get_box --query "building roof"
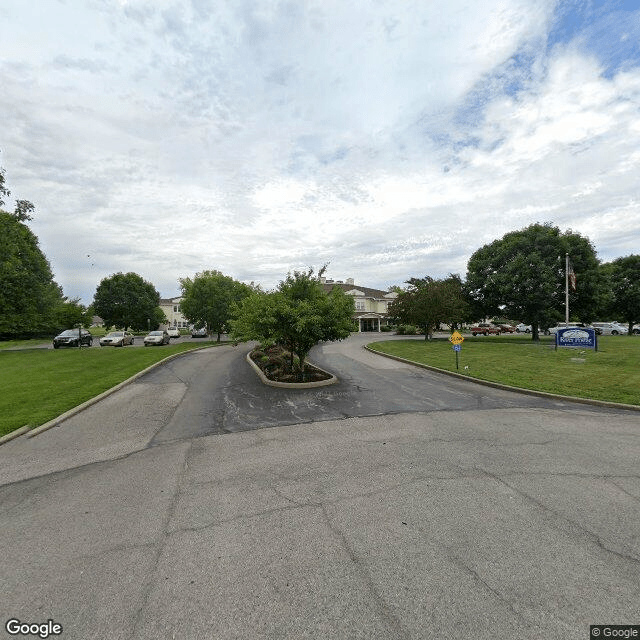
[321,282,393,298]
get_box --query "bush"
[396,324,419,335]
[380,325,393,332]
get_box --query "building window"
[355,301,365,310]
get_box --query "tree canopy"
[466,223,601,340]
[0,210,63,337]
[179,270,253,341]
[601,255,640,334]
[389,275,469,339]
[230,267,354,375]
[93,272,163,331]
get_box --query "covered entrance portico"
[356,313,384,332]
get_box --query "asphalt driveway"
[1,335,638,639]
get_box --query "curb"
[9,345,222,442]
[0,425,31,445]
[364,345,640,413]
[245,353,338,388]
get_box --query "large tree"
[93,272,163,331]
[179,270,253,341]
[601,255,640,334]
[466,223,601,340]
[389,275,470,339]
[230,267,354,376]
[0,167,63,337]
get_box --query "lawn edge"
[16,345,222,442]
[364,344,640,412]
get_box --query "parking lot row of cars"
[514,321,635,335]
[52,327,211,348]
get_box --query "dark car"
[497,324,517,333]
[53,329,93,348]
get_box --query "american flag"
[568,259,576,290]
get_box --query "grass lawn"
[368,335,640,406]
[0,341,222,437]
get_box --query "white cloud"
[1,0,639,302]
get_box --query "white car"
[590,322,628,335]
[515,323,532,333]
[166,327,181,339]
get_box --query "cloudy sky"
[1,0,639,303]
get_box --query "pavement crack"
[320,503,409,640]
[127,440,194,640]
[476,466,640,567]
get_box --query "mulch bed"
[250,344,332,383]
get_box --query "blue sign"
[453,344,462,352]
[556,327,597,349]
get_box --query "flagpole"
[565,253,569,324]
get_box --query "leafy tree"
[53,297,93,331]
[93,272,161,331]
[0,210,63,338]
[466,223,601,340]
[601,255,640,334]
[388,274,469,339]
[231,267,354,378]
[179,270,253,341]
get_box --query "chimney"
[346,277,354,285]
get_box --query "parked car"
[497,324,516,333]
[191,327,208,338]
[544,323,601,336]
[590,322,628,336]
[633,326,640,335]
[53,328,93,348]
[515,323,532,333]
[143,330,170,346]
[100,331,135,347]
[166,327,181,339]
[470,323,501,336]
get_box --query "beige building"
[160,297,189,328]
[320,277,397,332]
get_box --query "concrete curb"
[364,345,640,413]
[20,345,221,441]
[245,352,338,388]
[0,425,32,445]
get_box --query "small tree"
[389,275,469,339]
[179,270,253,341]
[93,272,161,331]
[231,267,354,379]
[53,297,93,331]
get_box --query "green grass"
[368,335,640,406]
[0,341,221,437]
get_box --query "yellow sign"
[449,331,464,345]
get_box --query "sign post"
[449,331,465,370]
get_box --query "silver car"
[100,331,135,347]
[143,330,170,346]
[590,322,628,336]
